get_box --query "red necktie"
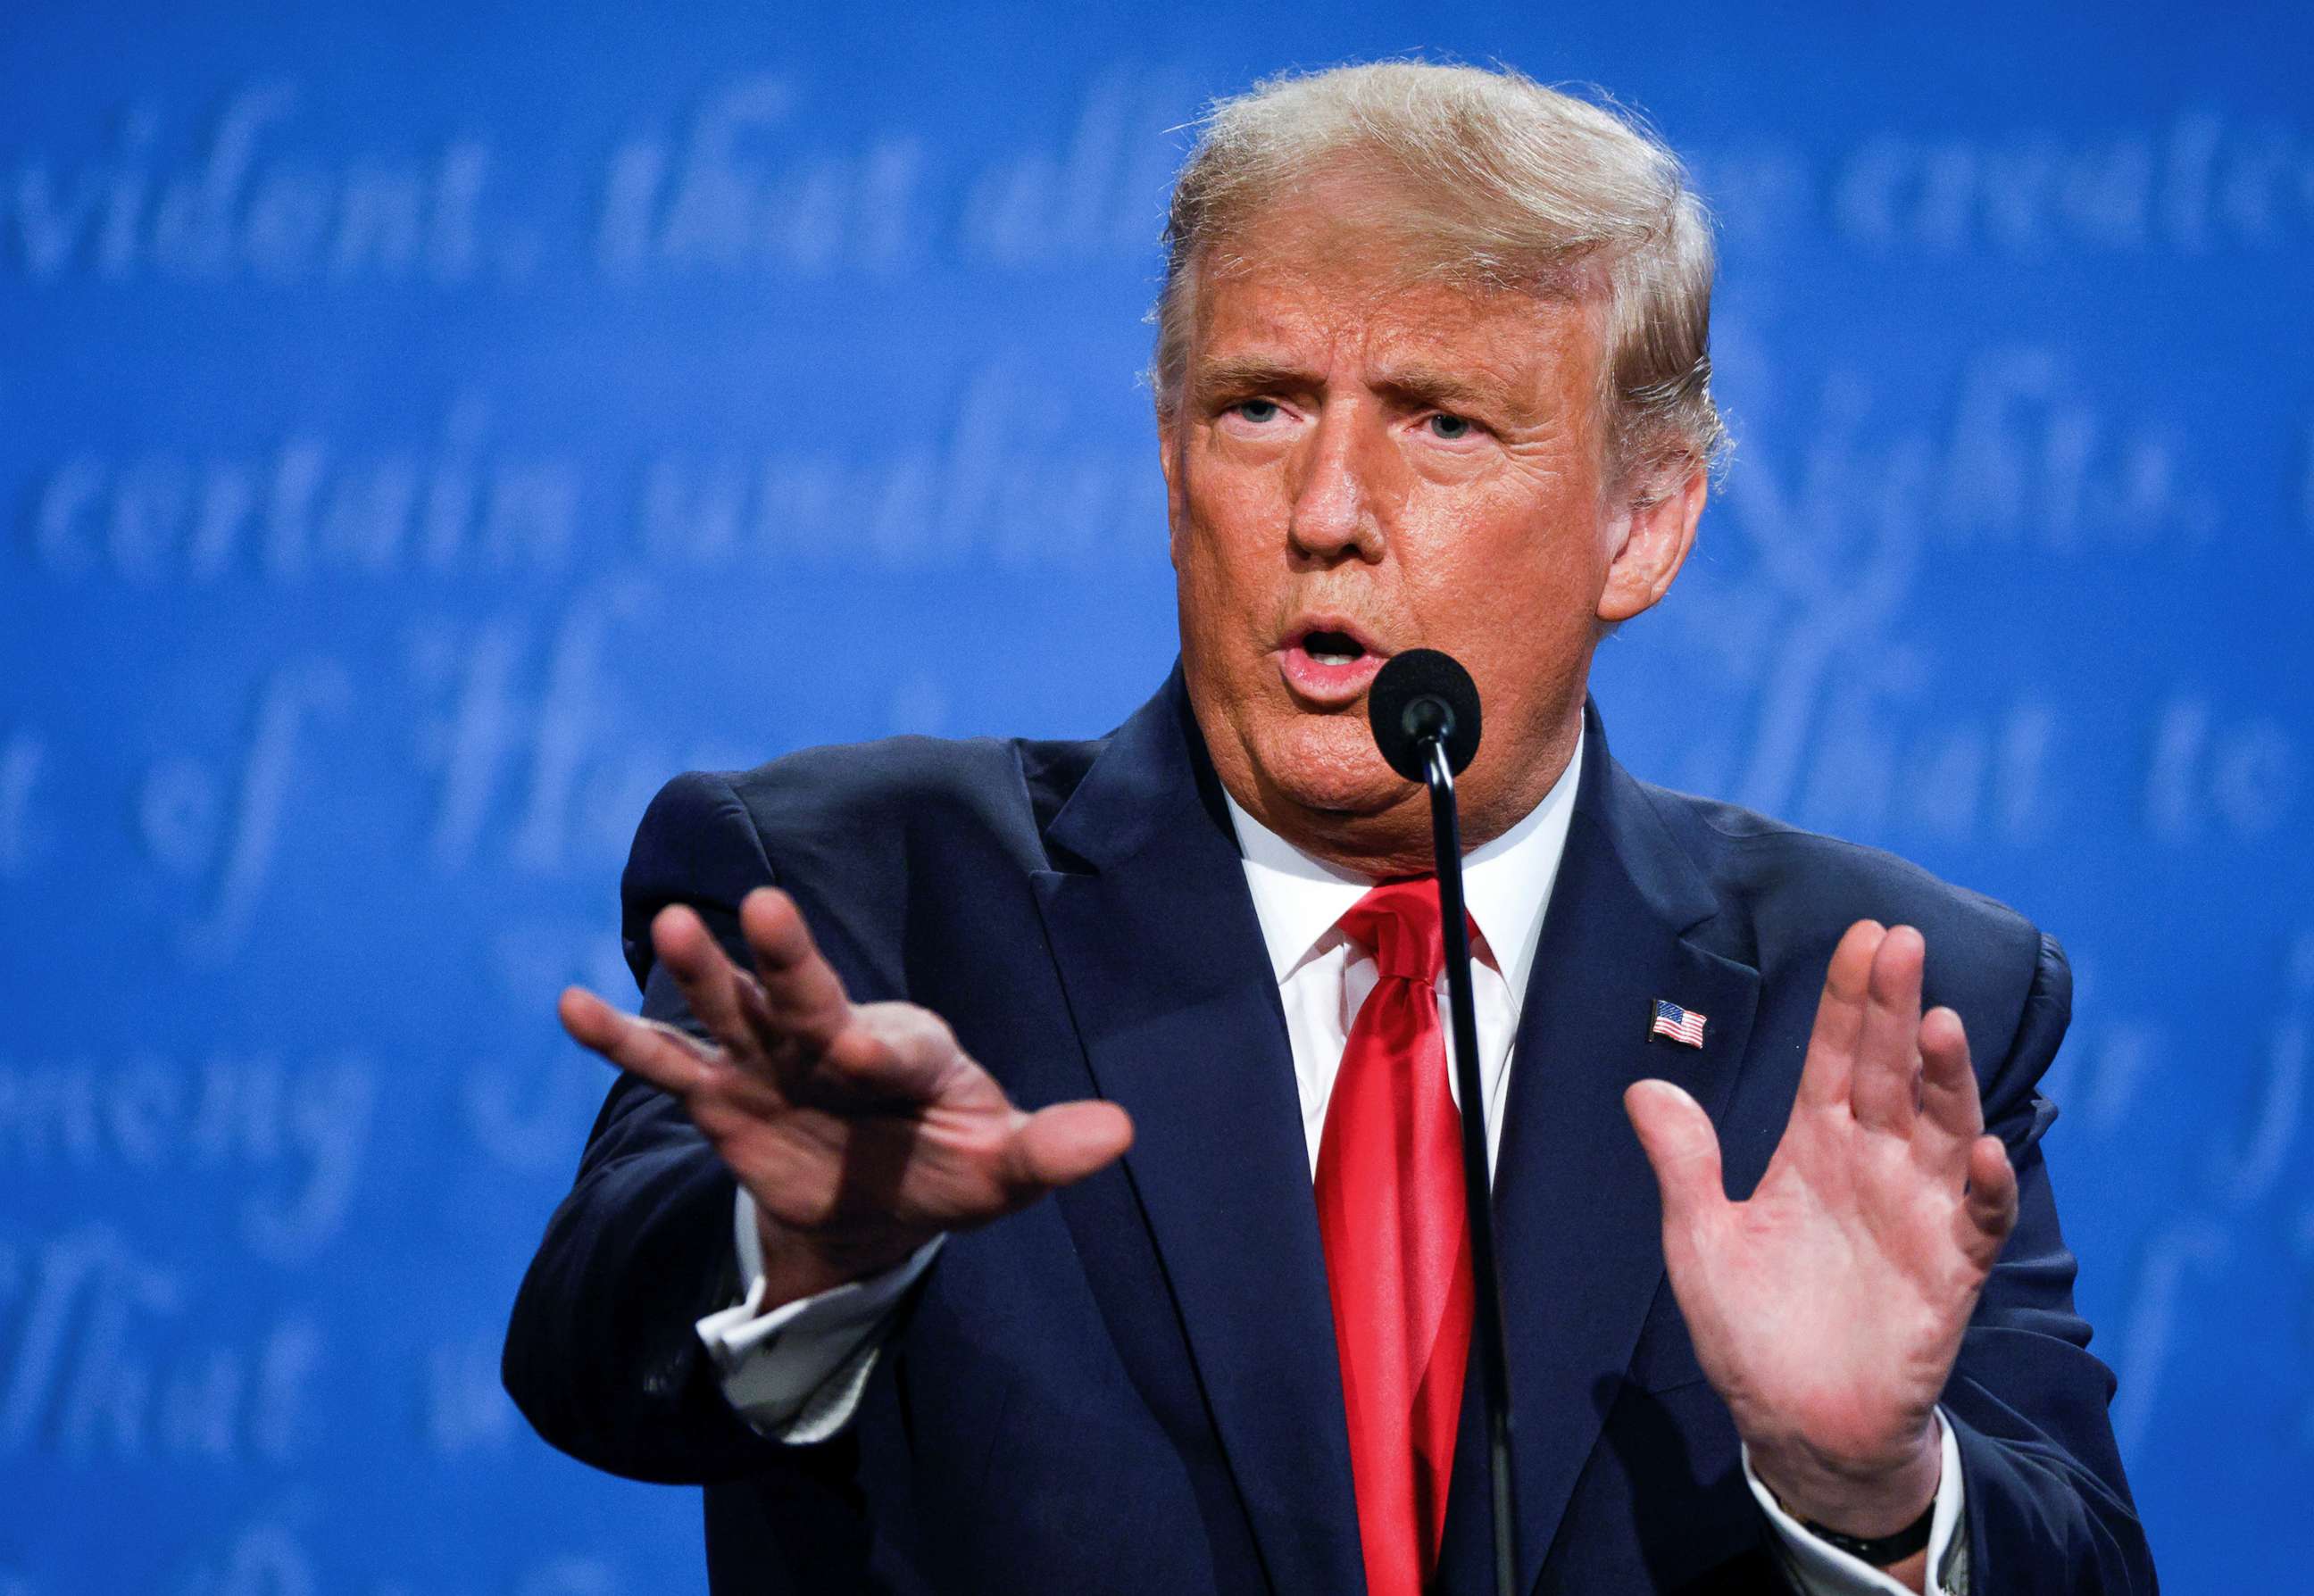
[1315,877,1476,1596]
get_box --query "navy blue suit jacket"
[504,669,2154,1593]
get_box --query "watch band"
[1800,1498,1936,1567]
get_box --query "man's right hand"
[558,886,1136,1309]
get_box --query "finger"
[1624,1079,1727,1241]
[1911,1005,1981,1175]
[1794,920,1885,1110]
[1849,924,1926,1135]
[1000,1101,1136,1198]
[1955,1135,2019,1268]
[739,888,854,1057]
[559,985,716,1097]
[651,903,757,1052]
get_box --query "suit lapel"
[1437,705,1762,1595]
[1031,671,1366,1596]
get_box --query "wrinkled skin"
[1161,192,1701,875]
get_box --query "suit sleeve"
[501,769,850,1485]
[1943,932,2158,1592]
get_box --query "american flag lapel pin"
[1649,998,1707,1048]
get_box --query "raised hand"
[558,886,1135,1308]
[1623,921,2019,1562]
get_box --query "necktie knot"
[1337,877,1469,985]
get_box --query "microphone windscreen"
[1368,649,1482,781]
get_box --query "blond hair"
[1152,62,1726,497]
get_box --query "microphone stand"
[1422,736,1518,1596]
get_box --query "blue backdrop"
[4,3,2310,1590]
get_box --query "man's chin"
[1251,724,1411,820]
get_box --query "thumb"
[1003,1100,1136,1198]
[1624,1078,1726,1233]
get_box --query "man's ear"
[1158,417,1185,570]
[1597,462,1706,624]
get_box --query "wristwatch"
[1802,1499,1936,1567]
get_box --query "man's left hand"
[1624,920,2019,1576]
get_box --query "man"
[504,62,2154,1594]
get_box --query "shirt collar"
[1221,724,1584,1012]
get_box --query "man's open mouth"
[1300,628,1369,666]
[1278,622,1388,703]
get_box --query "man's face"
[1160,193,1699,873]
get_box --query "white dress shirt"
[694,727,1968,1593]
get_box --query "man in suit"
[504,62,2154,1593]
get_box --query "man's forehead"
[1186,257,1600,414]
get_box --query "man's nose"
[1287,406,1387,563]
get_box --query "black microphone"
[1368,647,1482,781]
[1367,648,1516,1596]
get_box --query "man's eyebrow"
[1187,353,1321,396]
[1186,353,1548,425]
[1369,362,1538,423]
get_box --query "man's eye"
[1232,399,1283,424]
[1425,412,1477,441]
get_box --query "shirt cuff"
[1744,1409,1969,1595]
[694,1186,944,1444]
